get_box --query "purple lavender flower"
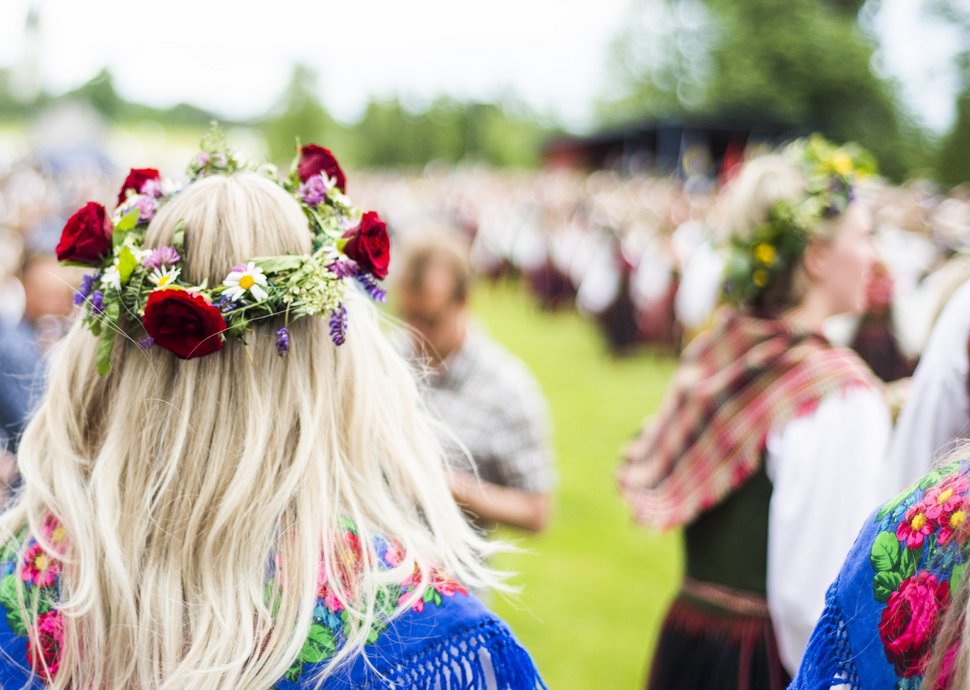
[90,290,104,314]
[142,246,181,270]
[329,307,348,346]
[356,274,386,303]
[299,175,329,207]
[138,336,155,350]
[275,327,290,356]
[74,273,96,306]
[140,178,164,198]
[328,259,358,279]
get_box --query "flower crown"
[722,134,877,305]
[57,126,390,374]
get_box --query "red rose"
[56,202,113,265]
[344,211,390,280]
[143,290,227,360]
[878,572,950,677]
[116,168,160,206]
[297,145,346,191]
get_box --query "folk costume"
[617,136,894,689]
[792,458,970,690]
[0,522,546,690]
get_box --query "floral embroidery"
[871,462,970,687]
[275,522,468,688]
[0,519,67,683]
[0,519,467,689]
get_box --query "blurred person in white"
[889,271,970,486]
[396,230,554,537]
[618,136,897,688]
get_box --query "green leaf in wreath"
[899,544,922,579]
[117,246,138,286]
[251,255,304,274]
[298,624,336,664]
[870,531,901,574]
[96,324,116,376]
[114,207,142,234]
[283,659,303,683]
[873,570,903,602]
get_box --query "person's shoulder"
[284,558,544,690]
[466,330,542,398]
[822,458,970,684]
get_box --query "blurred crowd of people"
[355,164,970,383]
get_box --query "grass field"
[467,279,681,690]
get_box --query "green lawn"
[469,280,681,690]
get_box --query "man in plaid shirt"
[397,231,554,534]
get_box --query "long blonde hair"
[2,173,502,689]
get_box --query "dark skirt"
[646,589,790,690]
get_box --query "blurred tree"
[261,65,340,164]
[930,0,970,187]
[66,69,124,120]
[602,0,927,179]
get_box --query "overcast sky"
[0,0,963,133]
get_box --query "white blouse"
[764,386,893,673]
[889,278,970,486]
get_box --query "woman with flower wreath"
[792,445,970,689]
[0,130,545,689]
[617,136,899,689]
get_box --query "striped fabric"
[617,307,879,531]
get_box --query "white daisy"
[100,262,121,291]
[149,266,181,289]
[222,262,269,302]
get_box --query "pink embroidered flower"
[897,504,935,549]
[21,543,60,588]
[383,540,404,568]
[878,572,950,678]
[40,516,67,554]
[938,507,967,546]
[27,610,64,682]
[923,478,969,522]
[432,574,468,597]
[937,642,959,690]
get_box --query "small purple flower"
[231,263,246,273]
[217,294,236,313]
[136,195,158,222]
[356,274,386,303]
[90,290,104,314]
[329,307,348,346]
[197,152,211,166]
[138,336,155,350]
[142,246,181,270]
[275,327,289,356]
[74,273,96,306]
[299,175,329,207]
[328,259,358,279]
[215,153,227,167]
[140,178,164,198]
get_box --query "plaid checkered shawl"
[617,308,878,531]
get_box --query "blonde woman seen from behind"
[0,143,545,690]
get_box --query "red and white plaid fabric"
[617,308,879,531]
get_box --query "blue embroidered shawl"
[0,525,545,690]
[792,460,970,690]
